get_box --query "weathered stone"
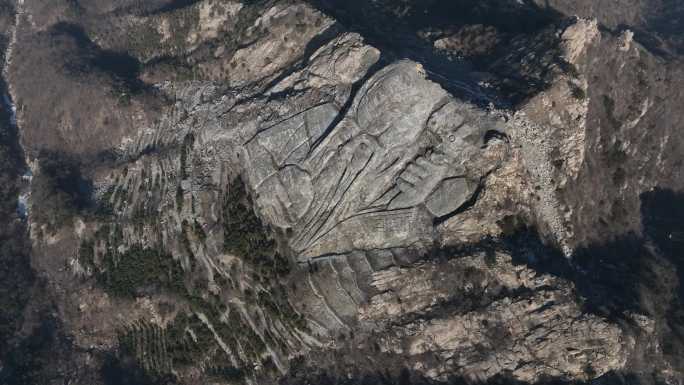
[243,60,506,261]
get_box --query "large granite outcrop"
[243,59,507,261]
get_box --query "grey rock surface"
[243,59,506,261]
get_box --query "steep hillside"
[1,1,683,384]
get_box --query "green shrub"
[78,240,95,271]
[222,177,292,281]
[98,245,185,298]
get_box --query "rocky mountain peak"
[0,1,683,384]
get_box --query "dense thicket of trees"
[98,245,185,298]
[222,177,290,280]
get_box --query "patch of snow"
[17,193,28,218]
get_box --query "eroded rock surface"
[287,245,627,383]
[243,59,507,261]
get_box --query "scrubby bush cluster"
[97,245,185,298]
[222,177,290,280]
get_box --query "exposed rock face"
[225,3,336,88]
[4,0,684,384]
[243,59,506,261]
[297,250,627,382]
[433,25,500,58]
